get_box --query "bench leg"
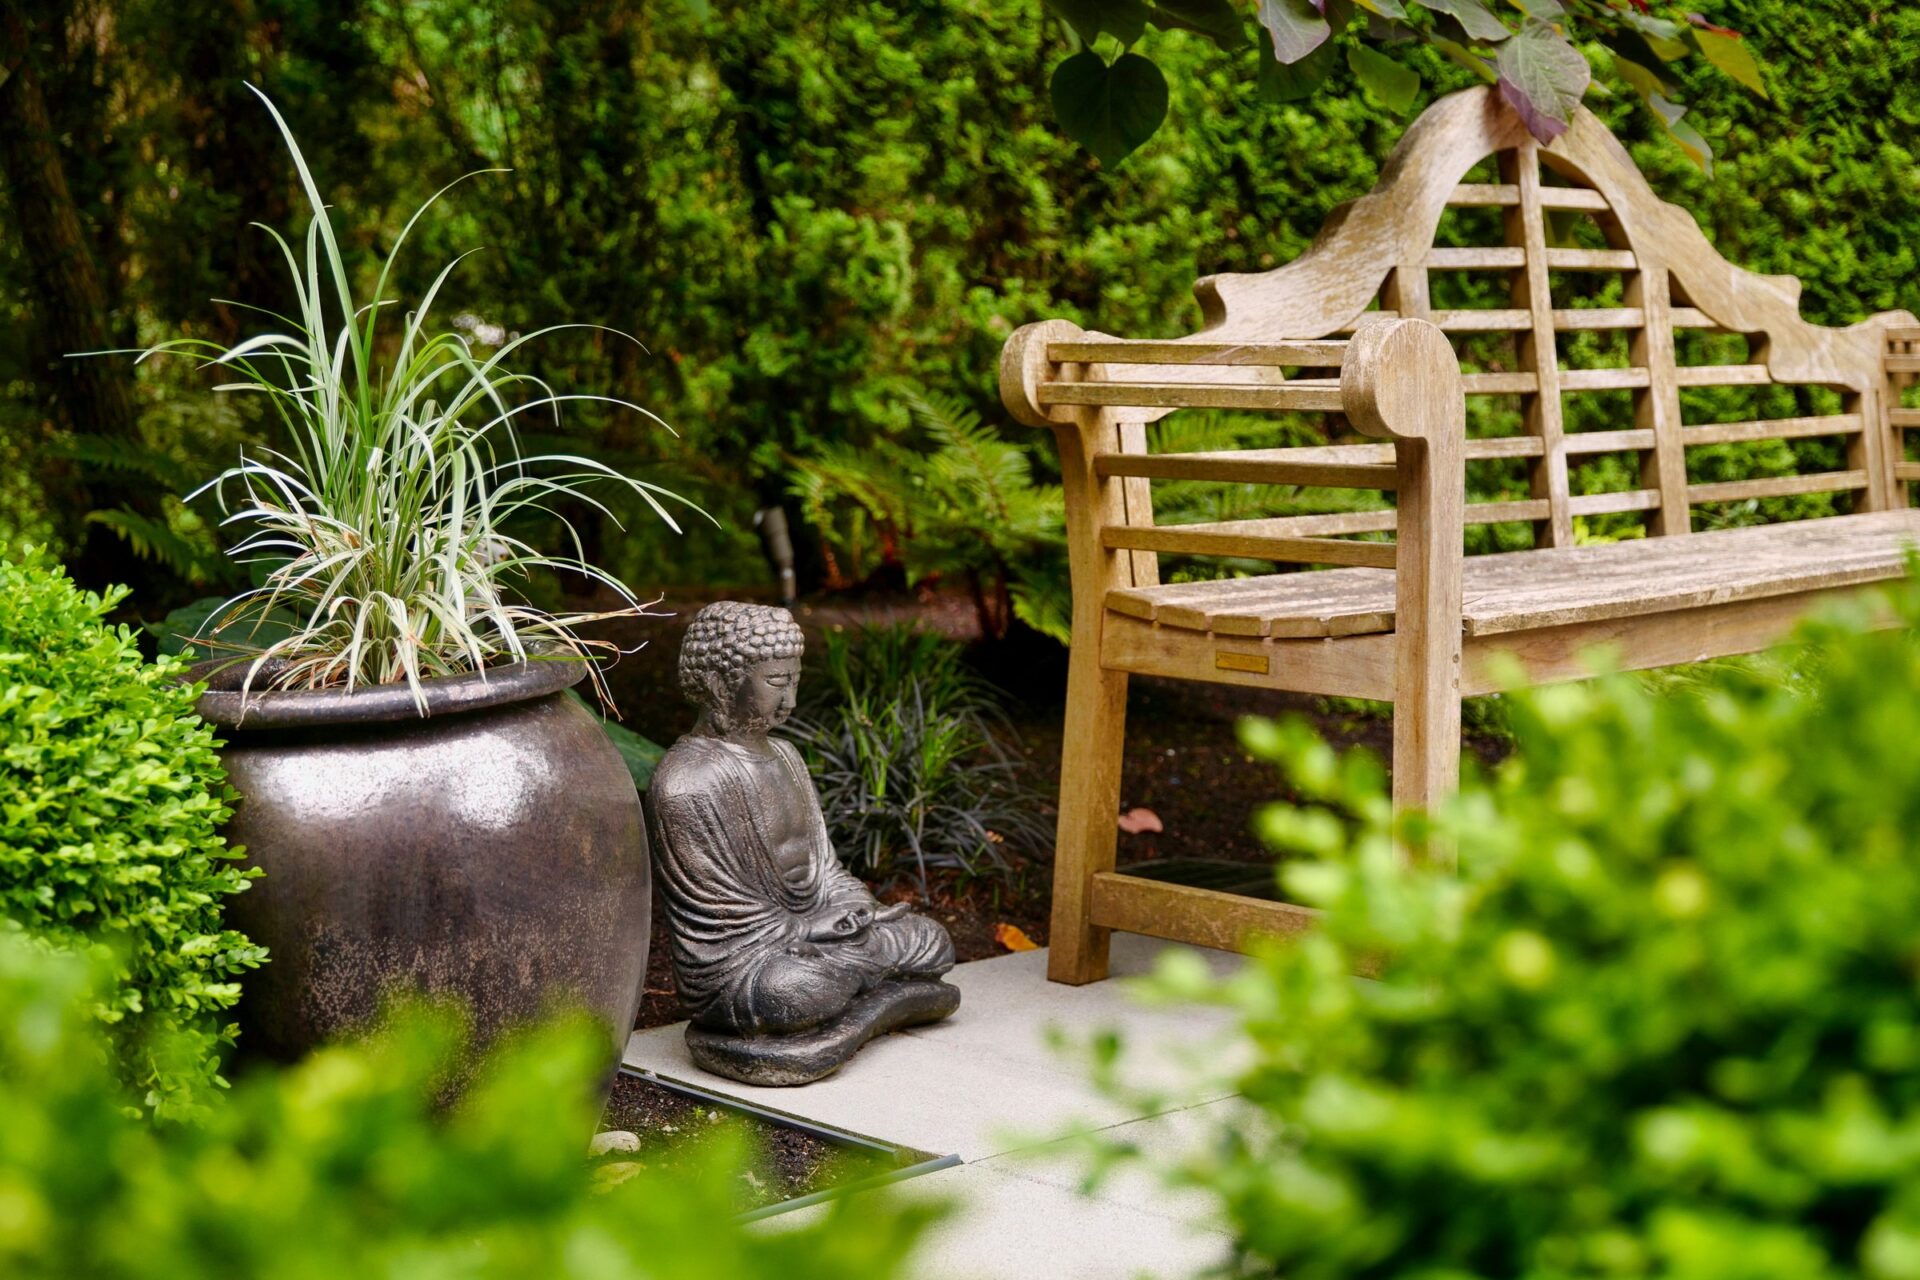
[1391,686,1462,859]
[1047,657,1128,985]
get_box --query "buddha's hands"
[805,904,874,942]
[803,899,909,943]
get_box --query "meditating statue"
[645,602,960,1085]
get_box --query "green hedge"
[12,1,1913,591]
[0,553,262,1119]
[1132,576,1920,1276]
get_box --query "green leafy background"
[1,0,1914,603]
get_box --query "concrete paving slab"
[985,1094,1258,1227]
[769,1157,1236,1280]
[634,936,1253,1277]
[622,934,1246,1160]
[627,1015,1137,1159]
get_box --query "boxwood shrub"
[1139,579,1920,1278]
[0,553,262,1119]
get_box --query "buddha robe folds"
[645,734,955,1036]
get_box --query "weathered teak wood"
[1106,510,1920,640]
[1342,320,1465,834]
[1001,85,1920,981]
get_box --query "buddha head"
[679,601,806,736]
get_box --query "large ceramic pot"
[193,658,649,1066]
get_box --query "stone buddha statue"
[645,602,959,1085]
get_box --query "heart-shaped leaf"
[1051,50,1170,168]
[1624,10,1688,58]
[1258,33,1340,100]
[1257,0,1331,64]
[1045,0,1154,46]
[1496,17,1590,142]
[1691,26,1767,98]
[1646,92,1712,173]
[1610,50,1674,99]
[1431,36,1499,82]
[1348,42,1421,114]
[1508,0,1566,19]
[1421,0,1509,42]
[1146,0,1248,47]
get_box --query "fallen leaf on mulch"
[995,923,1040,952]
[1118,807,1163,834]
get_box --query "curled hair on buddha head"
[678,601,805,713]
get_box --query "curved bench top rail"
[1190,86,1914,394]
[1016,86,1918,560]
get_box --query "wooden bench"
[1000,86,1920,986]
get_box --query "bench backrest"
[1110,87,1918,556]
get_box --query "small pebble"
[593,1161,644,1189]
[589,1130,641,1157]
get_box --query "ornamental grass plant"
[116,86,696,710]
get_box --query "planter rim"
[190,655,586,730]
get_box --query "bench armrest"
[1345,319,1466,831]
[1001,318,1092,431]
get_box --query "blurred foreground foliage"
[0,935,940,1279]
[1133,572,1920,1277]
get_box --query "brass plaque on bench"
[1215,650,1270,675]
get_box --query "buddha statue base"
[684,977,961,1087]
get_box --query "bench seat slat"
[1104,510,1920,640]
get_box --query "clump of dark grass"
[786,625,1049,888]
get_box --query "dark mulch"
[587,584,1506,1033]
[595,1072,910,1210]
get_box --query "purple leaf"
[1495,18,1590,142]
[1258,0,1331,64]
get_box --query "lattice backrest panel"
[1177,86,1915,548]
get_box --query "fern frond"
[50,435,199,492]
[85,510,220,583]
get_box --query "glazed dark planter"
[193,658,649,1068]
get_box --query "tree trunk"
[0,17,158,594]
